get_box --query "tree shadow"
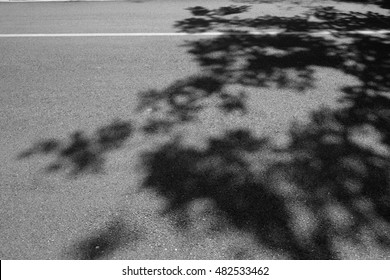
[140,115,390,258]
[285,108,390,243]
[140,130,338,259]
[18,119,133,176]
[17,3,390,259]
[234,0,390,9]
[334,0,390,9]
[185,34,339,88]
[63,218,143,260]
[139,5,389,133]
[175,5,390,33]
[137,4,390,258]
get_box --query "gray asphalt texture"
[1,0,389,259]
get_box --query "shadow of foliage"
[141,121,390,258]
[18,2,390,259]
[141,130,337,259]
[286,108,390,233]
[64,218,142,260]
[18,120,133,175]
[185,34,339,88]
[234,0,390,10]
[137,4,390,258]
[137,75,225,132]
[139,5,389,133]
[175,5,390,33]
[335,0,390,9]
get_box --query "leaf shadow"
[18,119,133,176]
[63,218,144,260]
[136,3,390,259]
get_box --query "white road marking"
[0,30,390,38]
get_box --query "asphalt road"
[2,0,386,34]
[0,0,284,260]
[0,1,183,34]
[0,0,293,34]
[1,0,389,260]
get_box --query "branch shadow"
[137,4,390,258]
[140,116,390,258]
[234,0,390,10]
[333,0,390,9]
[140,130,333,259]
[18,119,133,176]
[175,5,390,33]
[16,3,390,259]
[63,218,143,260]
[137,5,390,131]
[286,108,390,241]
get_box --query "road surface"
[1,0,389,259]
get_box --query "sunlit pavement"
[0,0,389,259]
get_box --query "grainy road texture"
[1,0,389,259]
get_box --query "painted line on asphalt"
[0,30,390,38]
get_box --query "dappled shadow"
[334,0,390,9]
[18,119,133,176]
[176,4,390,90]
[185,34,339,88]
[340,35,390,91]
[141,118,390,258]
[17,2,390,259]
[63,218,143,260]
[136,4,390,258]
[141,130,335,259]
[176,5,390,33]
[139,6,389,133]
[285,109,390,240]
[234,0,390,9]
